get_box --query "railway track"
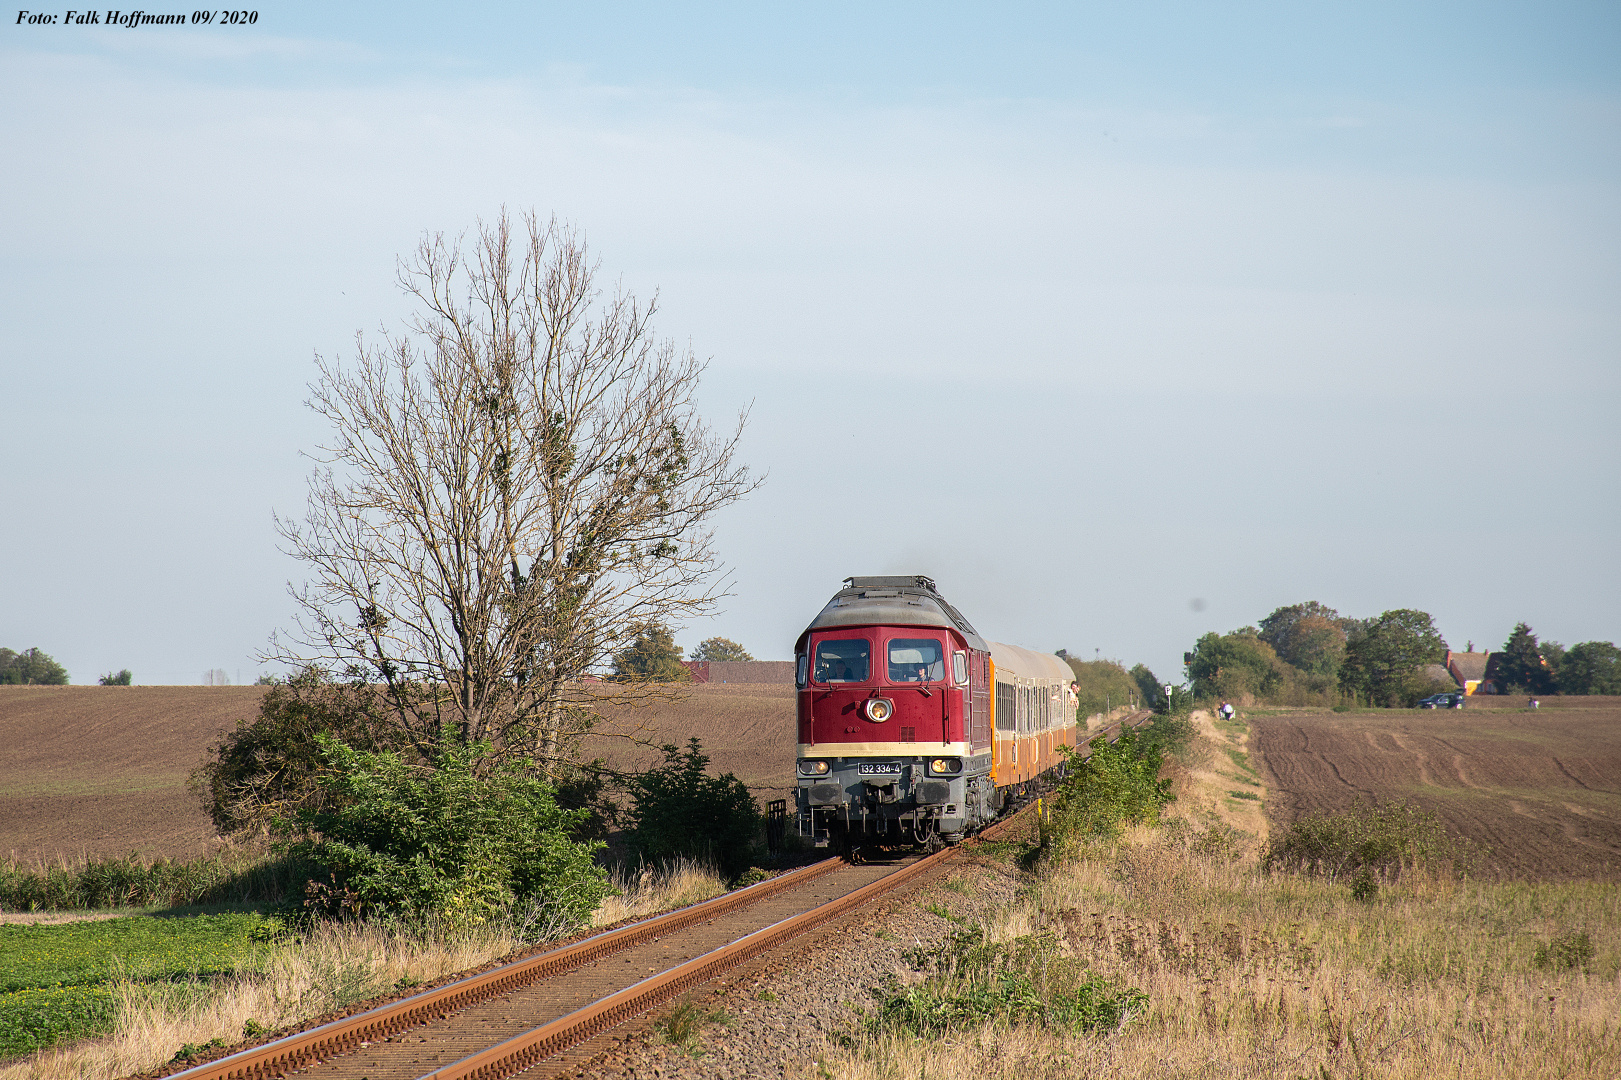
[163,709,1153,1080]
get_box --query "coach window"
[995,680,1016,730]
[813,638,870,683]
[888,638,944,682]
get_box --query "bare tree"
[269,211,757,769]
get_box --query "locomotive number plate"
[858,762,903,775]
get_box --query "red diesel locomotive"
[794,576,1077,847]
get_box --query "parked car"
[1416,692,1464,709]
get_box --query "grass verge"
[825,709,1621,1079]
[0,849,305,913]
[0,913,277,1059]
[0,855,730,1078]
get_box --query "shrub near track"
[0,914,274,1057]
[1040,727,1174,853]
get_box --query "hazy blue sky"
[3,2,1617,684]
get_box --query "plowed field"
[0,683,796,865]
[1251,697,1621,880]
[0,686,266,864]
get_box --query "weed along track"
[151,714,1149,1080]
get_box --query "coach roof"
[795,575,988,653]
[987,640,1073,684]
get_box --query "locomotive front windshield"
[888,638,944,682]
[814,639,870,682]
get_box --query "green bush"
[1186,631,1289,701]
[1128,663,1166,711]
[623,738,760,878]
[283,734,610,928]
[1043,728,1173,851]
[1142,708,1194,754]
[1263,800,1478,881]
[872,927,1145,1036]
[192,667,408,837]
[1533,930,1595,973]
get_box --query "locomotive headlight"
[864,697,894,722]
[927,758,963,776]
[798,759,831,776]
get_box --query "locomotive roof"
[795,575,988,652]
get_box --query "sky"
[2,2,1618,685]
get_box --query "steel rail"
[420,844,958,1080]
[424,788,1074,1080]
[163,856,845,1080]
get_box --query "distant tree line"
[1057,653,1156,718]
[0,647,68,685]
[1486,623,1619,696]
[608,625,756,679]
[1182,603,1619,707]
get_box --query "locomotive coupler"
[862,776,900,804]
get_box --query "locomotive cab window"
[813,639,870,683]
[887,638,944,682]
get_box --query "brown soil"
[0,683,797,866]
[0,686,266,865]
[1250,703,1621,880]
[581,683,797,800]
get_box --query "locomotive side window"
[887,638,944,682]
[813,639,870,683]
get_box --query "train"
[793,575,1078,849]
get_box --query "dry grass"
[590,857,729,927]
[0,859,729,1080]
[822,711,1621,1080]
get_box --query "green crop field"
[0,913,277,1058]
